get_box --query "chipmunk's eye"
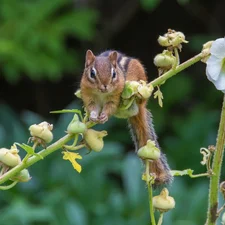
[111,68,116,79]
[90,68,96,79]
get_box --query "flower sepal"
[152,188,175,212]
[67,114,87,134]
[29,121,53,143]
[0,145,21,167]
[84,129,107,152]
[137,140,160,160]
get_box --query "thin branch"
[0,134,74,185]
[150,52,203,87]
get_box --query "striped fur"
[81,50,172,186]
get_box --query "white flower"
[206,38,225,93]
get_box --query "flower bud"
[29,121,53,143]
[74,89,82,99]
[158,29,188,48]
[137,81,154,99]
[121,81,140,99]
[67,114,87,134]
[157,35,170,47]
[154,50,175,68]
[153,188,175,212]
[11,169,31,182]
[167,31,188,47]
[137,140,160,160]
[84,129,107,152]
[0,145,21,167]
[115,99,139,119]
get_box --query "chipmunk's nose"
[100,84,108,92]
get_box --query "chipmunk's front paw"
[98,112,108,124]
[89,111,99,122]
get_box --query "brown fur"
[80,50,172,185]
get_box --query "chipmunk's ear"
[85,50,95,67]
[109,51,117,68]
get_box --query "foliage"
[0,104,214,225]
[0,0,98,83]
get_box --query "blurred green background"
[0,0,225,224]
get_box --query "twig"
[146,160,156,225]
[0,134,74,185]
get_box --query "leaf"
[15,143,35,155]
[15,143,43,159]
[62,151,82,173]
[50,109,81,114]
[170,169,194,176]
[50,109,83,120]
[154,88,164,107]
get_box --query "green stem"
[150,52,203,87]
[0,134,74,185]
[172,48,180,69]
[146,160,156,225]
[0,181,18,190]
[190,173,210,178]
[206,95,225,225]
[63,144,85,151]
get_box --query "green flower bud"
[11,169,31,182]
[154,50,175,68]
[153,188,175,212]
[157,35,170,47]
[137,140,160,160]
[115,100,139,119]
[75,89,82,99]
[84,129,107,152]
[0,145,21,167]
[121,81,140,99]
[29,121,53,143]
[137,81,153,99]
[167,31,188,47]
[67,114,87,134]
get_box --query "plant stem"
[0,181,18,190]
[146,160,156,225]
[150,52,203,87]
[0,134,74,185]
[157,212,164,225]
[206,95,225,225]
[172,48,180,69]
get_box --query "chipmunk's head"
[82,50,124,93]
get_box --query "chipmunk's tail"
[128,104,173,186]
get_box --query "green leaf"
[51,109,83,122]
[15,143,34,155]
[170,169,194,176]
[154,88,164,107]
[50,109,81,114]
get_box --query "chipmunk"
[80,50,172,186]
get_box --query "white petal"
[206,55,222,81]
[210,38,225,58]
[213,71,225,91]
